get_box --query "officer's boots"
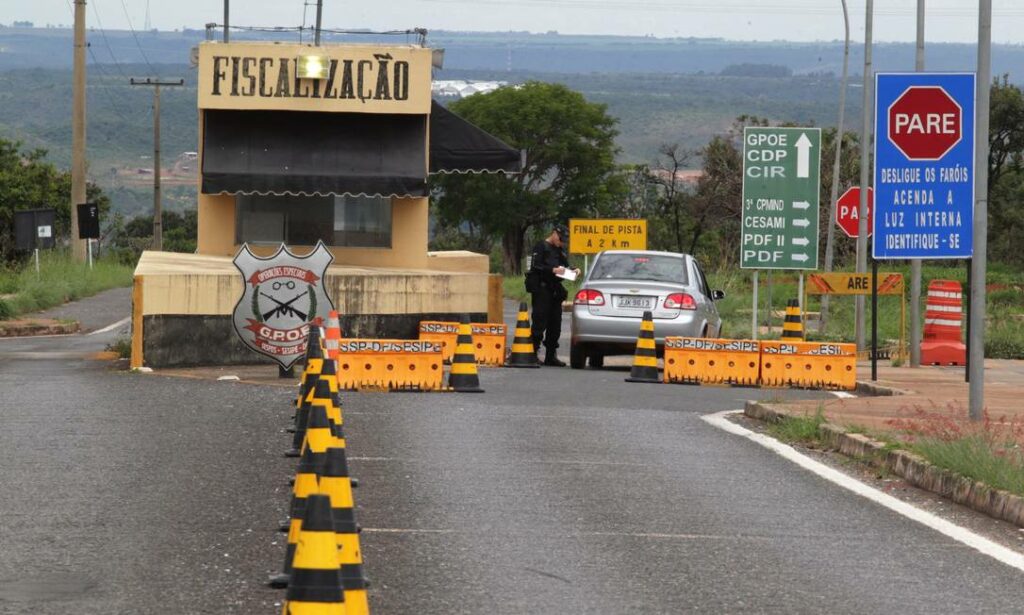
[543,349,566,367]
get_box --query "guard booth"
[132,40,519,368]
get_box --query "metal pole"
[153,83,162,251]
[752,271,759,340]
[910,0,925,368]
[855,0,874,350]
[872,258,879,380]
[223,0,229,43]
[34,249,40,278]
[87,239,93,269]
[766,270,773,329]
[131,78,184,252]
[70,0,87,262]
[969,0,992,421]
[798,273,804,312]
[821,0,850,333]
[314,0,324,46]
[965,264,971,382]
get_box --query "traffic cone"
[280,494,347,614]
[288,327,326,456]
[271,445,325,583]
[505,301,540,368]
[301,404,342,465]
[448,315,484,392]
[625,311,661,383]
[781,299,804,341]
[308,361,346,443]
[321,447,369,615]
[324,310,342,365]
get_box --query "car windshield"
[589,254,688,284]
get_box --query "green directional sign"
[740,126,821,270]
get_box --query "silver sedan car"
[569,250,724,369]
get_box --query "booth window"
[236,194,392,248]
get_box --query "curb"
[0,320,81,338]
[854,380,906,396]
[744,400,1024,529]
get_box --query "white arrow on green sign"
[740,126,822,270]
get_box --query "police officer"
[527,223,580,366]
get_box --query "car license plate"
[616,296,654,309]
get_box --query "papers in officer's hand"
[557,268,578,281]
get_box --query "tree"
[432,82,624,274]
[0,139,109,262]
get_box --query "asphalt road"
[3,289,1024,613]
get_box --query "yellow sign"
[805,272,904,296]
[568,218,647,254]
[197,42,432,114]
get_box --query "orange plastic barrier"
[336,339,444,391]
[418,321,507,366]
[664,337,760,386]
[470,323,507,367]
[759,341,857,390]
[418,321,459,363]
[921,279,966,366]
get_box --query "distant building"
[432,80,507,99]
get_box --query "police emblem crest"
[232,241,336,369]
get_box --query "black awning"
[202,109,427,198]
[429,101,522,175]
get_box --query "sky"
[12,0,1024,44]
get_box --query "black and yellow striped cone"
[625,310,661,383]
[448,315,484,392]
[271,446,325,584]
[309,359,345,442]
[280,494,348,614]
[302,404,343,464]
[505,301,540,368]
[288,329,325,455]
[321,447,370,615]
[782,299,804,341]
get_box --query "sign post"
[742,127,821,335]
[873,73,975,260]
[741,127,822,270]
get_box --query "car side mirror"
[711,290,726,301]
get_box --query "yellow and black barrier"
[336,339,444,391]
[759,340,857,390]
[418,321,507,366]
[664,337,760,386]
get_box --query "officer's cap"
[553,224,569,241]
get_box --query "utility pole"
[820,0,850,333]
[130,78,185,252]
[855,0,874,350]
[223,0,230,43]
[910,0,925,367]
[314,0,324,45]
[70,0,87,262]
[970,1,992,421]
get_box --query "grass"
[913,435,1024,497]
[707,263,1024,358]
[502,274,582,305]
[0,251,134,320]
[766,408,828,446]
[105,337,133,359]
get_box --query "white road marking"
[702,409,1024,574]
[88,317,131,336]
[831,391,857,399]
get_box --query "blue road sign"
[874,72,975,259]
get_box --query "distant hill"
[0,24,1019,217]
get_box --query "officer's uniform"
[528,233,570,363]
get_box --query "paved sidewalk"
[772,359,1024,434]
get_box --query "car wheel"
[589,353,604,369]
[570,343,586,369]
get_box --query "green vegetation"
[0,251,133,319]
[913,435,1024,497]
[766,408,827,446]
[105,337,132,359]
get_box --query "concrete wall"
[132,251,492,368]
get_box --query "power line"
[90,0,129,79]
[86,43,136,120]
[118,0,156,76]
